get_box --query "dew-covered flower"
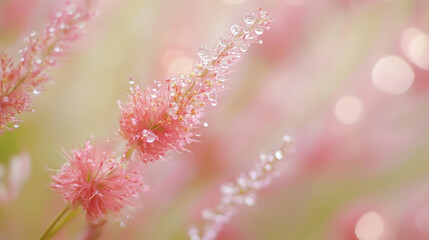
[188,135,294,240]
[51,141,146,222]
[119,9,273,162]
[0,0,97,134]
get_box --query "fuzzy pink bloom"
[119,9,273,162]
[51,141,146,222]
[0,0,97,134]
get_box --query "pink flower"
[51,141,146,222]
[0,0,97,134]
[119,9,273,162]
[189,136,294,240]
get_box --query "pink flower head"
[51,141,146,222]
[0,0,97,134]
[119,9,272,162]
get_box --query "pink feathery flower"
[119,9,273,162]
[0,0,97,134]
[189,136,295,240]
[51,141,146,222]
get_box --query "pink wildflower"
[119,9,273,162]
[51,141,146,222]
[189,136,295,240]
[0,0,97,134]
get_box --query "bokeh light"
[335,95,363,124]
[401,28,429,70]
[372,55,414,95]
[355,211,385,240]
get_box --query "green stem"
[39,205,70,240]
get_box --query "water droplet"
[219,37,228,47]
[142,129,156,143]
[116,100,122,109]
[33,87,42,95]
[210,100,218,107]
[75,21,85,29]
[54,47,61,53]
[198,46,211,62]
[55,12,62,18]
[2,96,9,103]
[20,57,25,63]
[244,12,256,24]
[120,222,126,228]
[30,31,36,37]
[244,195,255,206]
[218,75,226,82]
[275,150,284,160]
[239,43,248,52]
[48,27,55,33]
[255,28,264,35]
[65,4,76,15]
[264,164,272,171]
[258,40,263,44]
[231,25,240,35]
[220,182,236,195]
[188,227,199,238]
[129,77,135,85]
[259,152,267,162]
[13,122,20,128]
[203,122,209,127]
[35,57,42,64]
[106,138,110,142]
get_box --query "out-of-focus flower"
[0,153,31,204]
[0,0,97,134]
[51,141,146,222]
[119,9,272,162]
[188,136,294,240]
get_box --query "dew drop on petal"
[220,182,236,195]
[203,122,209,127]
[219,37,228,47]
[231,25,240,35]
[244,12,256,25]
[65,4,76,14]
[128,77,135,85]
[143,129,156,143]
[75,21,85,29]
[255,28,264,35]
[117,100,122,110]
[244,195,255,206]
[120,222,126,228]
[258,40,264,44]
[33,87,42,95]
[13,122,20,128]
[239,43,248,52]
[264,164,272,171]
[275,150,284,160]
[210,100,218,107]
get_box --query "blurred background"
[1,0,429,239]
